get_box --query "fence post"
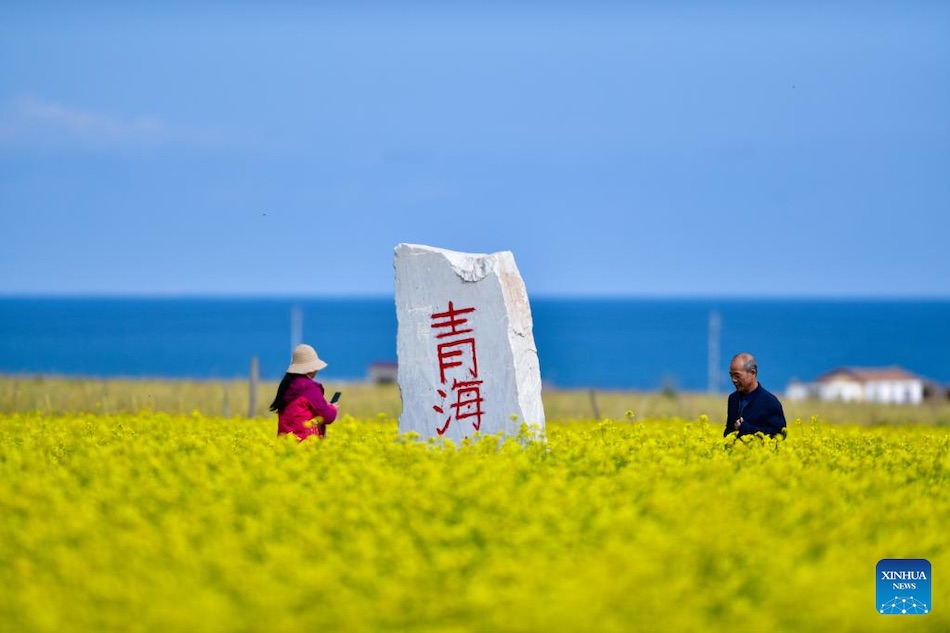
[248,356,259,418]
[588,389,601,420]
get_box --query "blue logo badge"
[877,559,931,615]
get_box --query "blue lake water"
[1,297,948,392]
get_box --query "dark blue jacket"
[724,384,787,437]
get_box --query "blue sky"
[2,1,948,298]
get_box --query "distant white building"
[786,366,925,405]
[367,361,398,384]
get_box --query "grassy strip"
[2,375,949,425]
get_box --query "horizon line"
[1,291,949,302]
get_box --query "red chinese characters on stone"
[430,301,484,436]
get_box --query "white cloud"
[0,95,171,150]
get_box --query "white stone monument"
[394,243,545,443]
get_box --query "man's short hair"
[736,353,757,373]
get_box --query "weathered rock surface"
[394,243,545,442]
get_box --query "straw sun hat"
[287,344,328,374]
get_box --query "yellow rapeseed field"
[0,411,947,632]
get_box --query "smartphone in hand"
[330,391,342,404]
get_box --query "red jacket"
[277,375,338,440]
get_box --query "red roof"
[815,366,921,383]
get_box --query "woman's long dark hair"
[269,373,297,413]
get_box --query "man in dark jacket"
[724,352,787,438]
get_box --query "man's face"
[729,361,757,394]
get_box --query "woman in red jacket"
[270,343,338,440]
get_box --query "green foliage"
[1,413,946,632]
